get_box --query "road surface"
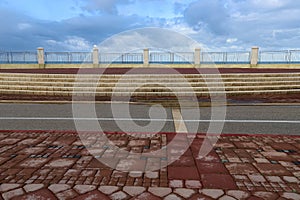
[0,103,299,135]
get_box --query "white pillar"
[250,46,259,66]
[93,45,99,66]
[37,47,45,65]
[194,48,201,65]
[143,48,149,66]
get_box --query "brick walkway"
[0,130,299,199]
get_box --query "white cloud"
[1,0,300,51]
[226,38,238,43]
[46,36,92,51]
[17,23,31,30]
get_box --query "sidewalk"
[0,130,299,199]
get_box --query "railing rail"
[259,50,300,64]
[0,49,300,64]
[149,52,194,64]
[45,52,93,64]
[99,53,143,64]
[201,51,251,64]
[0,52,37,64]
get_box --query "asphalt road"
[0,103,299,135]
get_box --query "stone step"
[0,80,299,87]
[1,85,300,92]
[2,72,300,78]
[1,88,300,97]
[2,76,300,83]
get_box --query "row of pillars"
[37,46,260,66]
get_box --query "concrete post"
[194,48,201,66]
[143,48,149,66]
[37,47,45,68]
[93,45,99,67]
[250,46,259,66]
[37,47,44,64]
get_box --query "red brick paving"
[0,130,299,199]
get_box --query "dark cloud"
[0,8,144,51]
[80,0,133,14]
[0,0,300,51]
[184,0,230,35]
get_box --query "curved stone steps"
[1,72,300,99]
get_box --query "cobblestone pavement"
[0,130,299,199]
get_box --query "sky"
[0,0,300,52]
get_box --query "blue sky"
[0,0,300,51]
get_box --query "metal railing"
[259,50,300,64]
[0,52,37,64]
[150,52,194,64]
[45,52,93,64]
[99,53,143,64]
[1,49,300,64]
[201,52,251,64]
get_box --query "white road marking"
[172,108,188,133]
[0,117,300,124]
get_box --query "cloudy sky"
[0,0,299,52]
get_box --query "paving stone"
[225,163,259,174]
[270,143,299,152]
[219,195,237,200]
[48,184,71,194]
[169,180,183,188]
[227,190,250,199]
[266,176,284,183]
[262,152,294,161]
[116,159,146,171]
[171,156,195,166]
[254,163,292,176]
[87,158,118,169]
[73,185,96,194]
[131,192,161,200]
[2,188,24,200]
[148,187,172,197]
[73,190,110,200]
[0,139,20,145]
[123,186,145,196]
[195,151,221,163]
[168,166,199,179]
[23,184,44,193]
[253,191,279,200]
[45,158,76,168]
[12,188,57,200]
[189,193,214,200]
[185,180,202,189]
[98,186,119,195]
[196,162,228,174]
[0,184,21,192]
[215,142,235,149]
[247,196,265,200]
[110,191,128,200]
[56,189,78,200]
[128,171,143,178]
[234,142,258,149]
[201,174,237,190]
[145,171,159,179]
[18,158,49,168]
[128,140,149,147]
[164,194,182,200]
[199,189,224,199]
[254,158,270,163]
[283,176,300,183]
[281,192,300,200]
[248,174,267,183]
[174,188,195,198]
